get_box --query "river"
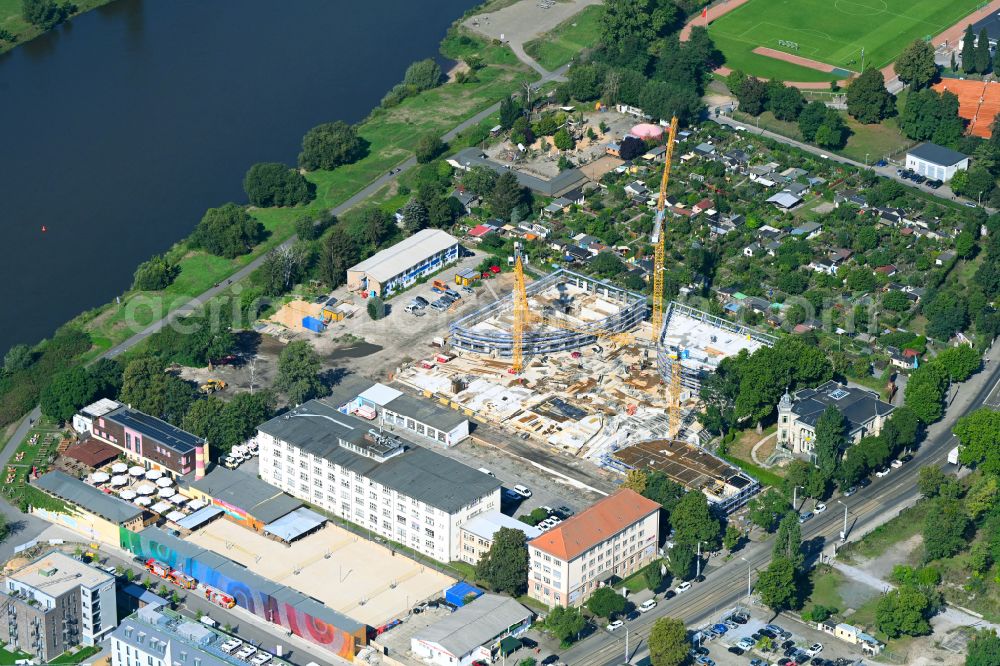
[0,0,475,357]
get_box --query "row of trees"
[904,344,981,424]
[22,0,75,30]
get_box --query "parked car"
[738,637,756,650]
[607,619,624,631]
[890,459,904,468]
[638,599,657,613]
[512,484,532,498]
[728,647,745,656]
[814,502,827,513]
[875,467,890,478]
[674,581,692,594]
[842,485,857,497]
[806,643,824,656]
[798,511,814,524]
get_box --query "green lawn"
[0,643,32,664]
[50,645,102,664]
[524,4,605,71]
[709,0,982,81]
[837,502,928,563]
[75,35,533,357]
[0,0,115,54]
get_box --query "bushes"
[298,121,367,171]
[414,134,446,164]
[190,203,265,259]
[132,255,178,291]
[404,59,443,91]
[0,328,92,427]
[243,162,314,207]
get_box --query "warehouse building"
[905,143,969,182]
[411,594,533,666]
[0,551,117,661]
[346,229,460,297]
[256,399,501,562]
[185,465,302,533]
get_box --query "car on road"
[858,476,872,487]
[965,201,979,208]
[814,502,827,513]
[842,485,857,496]
[607,619,624,631]
[625,610,640,621]
[674,581,692,594]
[875,467,890,478]
[638,599,657,613]
[512,484,532,498]
[806,643,824,656]
[891,458,904,468]
[799,511,814,524]
[875,159,888,167]
[541,657,560,665]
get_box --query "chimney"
[194,441,209,480]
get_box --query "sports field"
[709,0,982,82]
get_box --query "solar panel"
[828,388,849,400]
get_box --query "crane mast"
[511,245,529,374]
[651,116,679,341]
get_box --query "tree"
[22,0,73,29]
[846,69,895,124]
[317,228,358,288]
[601,0,677,51]
[773,512,804,571]
[883,290,911,312]
[977,28,993,75]
[132,255,178,291]
[476,527,529,595]
[748,489,792,532]
[644,560,664,591]
[733,75,768,116]
[590,252,623,278]
[499,96,521,130]
[510,116,534,146]
[40,366,96,423]
[757,557,798,612]
[936,345,981,382]
[813,405,847,479]
[798,101,829,142]
[3,344,32,374]
[568,63,605,101]
[543,606,586,644]
[723,525,741,551]
[965,475,1000,520]
[404,59,442,91]
[621,469,648,494]
[276,341,323,404]
[876,587,932,638]
[586,586,627,618]
[489,171,527,221]
[905,362,950,423]
[900,89,965,145]
[120,356,193,422]
[190,203,264,259]
[414,134,445,163]
[666,543,694,579]
[462,166,497,196]
[963,25,978,74]
[648,617,689,666]
[895,40,938,90]
[966,629,1000,666]
[639,80,702,125]
[924,289,969,340]
[917,465,948,497]
[553,128,574,151]
[367,295,386,320]
[401,199,429,233]
[298,121,366,171]
[923,497,970,560]
[671,491,720,549]
[243,162,312,208]
[956,408,1000,474]
[767,82,804,121]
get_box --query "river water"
[0,0,474,357]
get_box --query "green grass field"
[524,4,605,71]
[0,0,115,54]
[709,0,982,82]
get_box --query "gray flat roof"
[383,392,468,431]
[348,228,459,283]
[417,593,532,658]
[259,400,500,513]
[451,147,589,197]
[105,406,204,454]
[263,507,327,542]
[908,142,968,167]
[187,467,301,523]
[35,471,143,524]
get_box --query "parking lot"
[690,609,866,666]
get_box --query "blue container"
[445,581,482,607]
[302,316,325,332]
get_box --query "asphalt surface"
[559,340,1000,666]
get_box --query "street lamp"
[740,556,753,603]
[864,153,869,166]
[836,500,849,542]
[791,486,802,511]
[695,541,707,580]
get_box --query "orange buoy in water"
[41,226,47,233]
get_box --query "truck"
[352,404,377,420]
[168,570,197,589]
[199,379,227,394]
[145,559,171,579]
[948,446,961,465]
[202,584,236,609]
[432,279,448,292]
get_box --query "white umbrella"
[165,510,186,522]
[158,487,176,498]
[111,463,128,474]
[155,477,173,488]
[151,501,171,514]
[91,472,110,483]
[168,495,186,505]
[110,475,128,487]
[187,500,206,511]
[136,484,156,496]
[144,469,163,480]
[129,466,145,477]
[134,496,153,507]
[119,490,137,501]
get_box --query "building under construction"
[449,269,648,359]
[657,301,776,391]
[611,438,760,512]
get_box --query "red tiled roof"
[63,437,120,468]
[528,489,660,561]
[469,225,494,237]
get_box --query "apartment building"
[459,511,543,565]
[87,405,210,478]
[0,551,117,661]
[256,398,501,562]
[111,604,293,666]
[527,490,660,608]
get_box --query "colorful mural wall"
[119,527,363,659]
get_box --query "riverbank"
[0,0,115,54]
[0,0,540,427]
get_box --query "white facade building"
[72,398,121,435]
[905,143,969,182]
[257,398,501,562]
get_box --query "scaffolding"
[656,301,777,391]
[449,269,648,359]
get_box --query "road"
[560,340,1000,666]
[710,109,996,212]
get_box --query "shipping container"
[353,405,377,420]
[302,316,326,332]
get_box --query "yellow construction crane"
[511,246,529,374]
[651,117,679,342]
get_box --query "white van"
[199,615,218,628]
[477,467,495,477]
